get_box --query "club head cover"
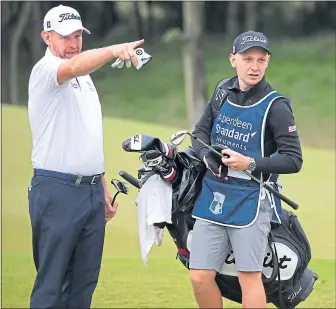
[157,141,177,160]
[122,134,161,152]
[122,134,177,159]
[140,150,177,184]
[139,150,163,167]
[155,157,177,184]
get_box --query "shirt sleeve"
[191,100,213,160]
[254,98,303,174]
[32,56,66,89]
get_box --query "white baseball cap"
[43,5,90,36]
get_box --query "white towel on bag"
[136,174,173,266]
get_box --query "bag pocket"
[288,213,311,266]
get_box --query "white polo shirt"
[28,48,105,176]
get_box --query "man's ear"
[229,54,236,68]
[41,31,51,46]
[266,54,271,68]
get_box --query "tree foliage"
[1,1,335,105]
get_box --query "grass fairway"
[2,105,335,308]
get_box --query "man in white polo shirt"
[27,4,144,308]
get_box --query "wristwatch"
[248,158,257,172]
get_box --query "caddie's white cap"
[43,5,90,36]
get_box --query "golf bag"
[121,135,318,308]
[213,210,318,308]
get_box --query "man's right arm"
[191,79,229,160]
[191,100,213,160]
[57,39,144,85]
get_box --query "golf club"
[170,130,299,210]
[111,179,130,206]
[119,171,141,189]
[171,130,225,158]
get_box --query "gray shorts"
[189,197,273,273]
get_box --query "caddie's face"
[42,30,83,59]
[229,48,270,90]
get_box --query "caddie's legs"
[190,269,222,308]
[238,271,266,308]
[228,197,273,308]
[189,219,231,308]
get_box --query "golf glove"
[111,48,152,70]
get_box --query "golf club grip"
[264,183,299,210]
[187,133,227,158]
[119,171,141,189]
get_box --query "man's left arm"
[221,99,303,173]
[253,99,303,174]
[101,174,119,221]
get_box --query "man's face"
[42,30,83,59]
[229,48,270,90]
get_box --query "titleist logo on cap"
[241,36,267,45]
[58,13,81,22]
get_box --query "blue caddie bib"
[192,91,284,227]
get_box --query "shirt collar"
[45,48,59,58]
[227,77,240,91]
[227,75,267,93]
[45,48,52,56]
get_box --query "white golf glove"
[111,48,152,70]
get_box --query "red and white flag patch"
[288,125,297,133]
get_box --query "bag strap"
[262,234,279,284]
[269,233,290,309]
[211,78,230,111]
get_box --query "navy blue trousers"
[28,170,106,308]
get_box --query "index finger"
[131,39,145,49]
[222,157,234,165]
[222,148,233,155]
